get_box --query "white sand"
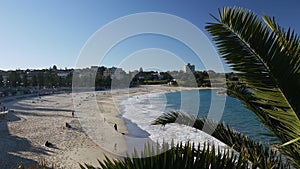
[0,85,215,168]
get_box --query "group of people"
[45,111,121,148]
[45,110,75,148]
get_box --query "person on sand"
[114,124,118,131]
[114,143,117,151]
[45,141,53,147]
[72,111,75,118]
[66,122,71,128]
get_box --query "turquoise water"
[164,89,276,144]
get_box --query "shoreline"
[117,86,227,156]
[0,85,220,168]
[116,85,219,131]
[114,85,221,154]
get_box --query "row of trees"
[0,66,239,90]
[0,71,72,88]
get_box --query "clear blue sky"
[0,0,299,72]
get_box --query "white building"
[183,63,195,73]
[111,68,126,80]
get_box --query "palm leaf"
[205,7,300,167]
[152,111,289,168]
[263,15,300,112]
[81,142,250,169]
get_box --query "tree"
[37,72,44,87]
[52,65,57,71]
[81,7,299,168]
[205,7,300,167]
[0,75,3,87]
[8,71,21,87]
[22,74,29,87]
[31,75,38,87]
[44,71,60,88]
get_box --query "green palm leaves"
[153,111,288,168]
[206,7,300,167]
[81,143,250,169]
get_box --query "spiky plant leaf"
[83,142,250,169]
[205,7,300,167]
[153,111,289,168]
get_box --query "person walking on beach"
[114,124,118,131]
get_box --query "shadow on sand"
[11,102,74,113]
[7,103,74,119]
[0,112,51,168]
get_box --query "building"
[57,70,72,78]
[90,66,99,70]
[183,63,195,73]
[111,68,126,80]
[103,67,117,78]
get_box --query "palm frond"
[153,111,289,168]
[205,7,300,167]
[81,142,250,169]
[262,15,300,113]
[263,16,299,58]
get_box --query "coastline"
[0,85,220,168]
[117,86,226,154]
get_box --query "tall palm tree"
[81,7,300,169]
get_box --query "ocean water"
[120,89,275,149]
[164,90,274,143]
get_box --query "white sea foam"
[120,92,228,151]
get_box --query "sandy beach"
[0,85,208,168]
